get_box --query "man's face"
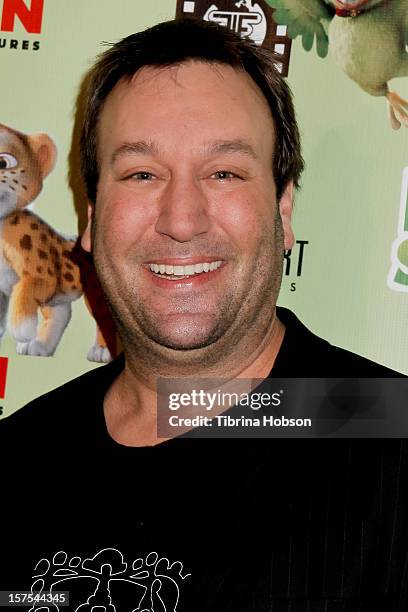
[83,61,294,352]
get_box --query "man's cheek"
[98,203,153,246]
[215,199,261,242]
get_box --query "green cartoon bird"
[265,0,408,129]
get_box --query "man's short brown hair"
[80,17,304,203]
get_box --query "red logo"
[1,0,44,34]
[0,357,8,399]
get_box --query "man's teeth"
[149,261,223,276]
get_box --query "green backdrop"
[0,0,406,417]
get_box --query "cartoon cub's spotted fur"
[0,122,113,360]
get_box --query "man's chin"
[155,337,215,351]
[142,318,223,351]
[150,329,219,351]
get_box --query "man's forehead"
[101,60,273,121]
[97,60,275,162]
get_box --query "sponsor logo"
[388,167,408,292]
[203,0,267,46]
[1,0,44,33]
[0,355,8,395]
[175,0,292,75]
[284,239,309,292]
[0,0,43,51]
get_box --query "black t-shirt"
[1,308,407,612]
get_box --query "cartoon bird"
[265,0,408,129]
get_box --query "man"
[1,17,407,612]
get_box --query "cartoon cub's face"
[0,123,57,219]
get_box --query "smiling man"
[83,56,296,445]
[1,17,407,612]
[89,62,288,359]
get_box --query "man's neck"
[104,313,286,447]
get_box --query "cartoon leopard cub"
[0,122,112,360]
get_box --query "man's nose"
[155,175,210,242]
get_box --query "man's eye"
[212,171,240,181]
[129,172,155,181]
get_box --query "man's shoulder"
[0,354,124,443]
[276,307,403,377]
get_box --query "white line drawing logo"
[388,167,408,292]
[27,548,190,611]
[203,0,267,45]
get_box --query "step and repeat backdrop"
[0,0,407,417]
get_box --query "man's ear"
[81,203,94,252]
[279,181,294,250]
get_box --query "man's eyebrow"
[111,140,159,164]
[111,139,258,164]
[203,139,258,160]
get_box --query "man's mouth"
[147,260,223,281]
